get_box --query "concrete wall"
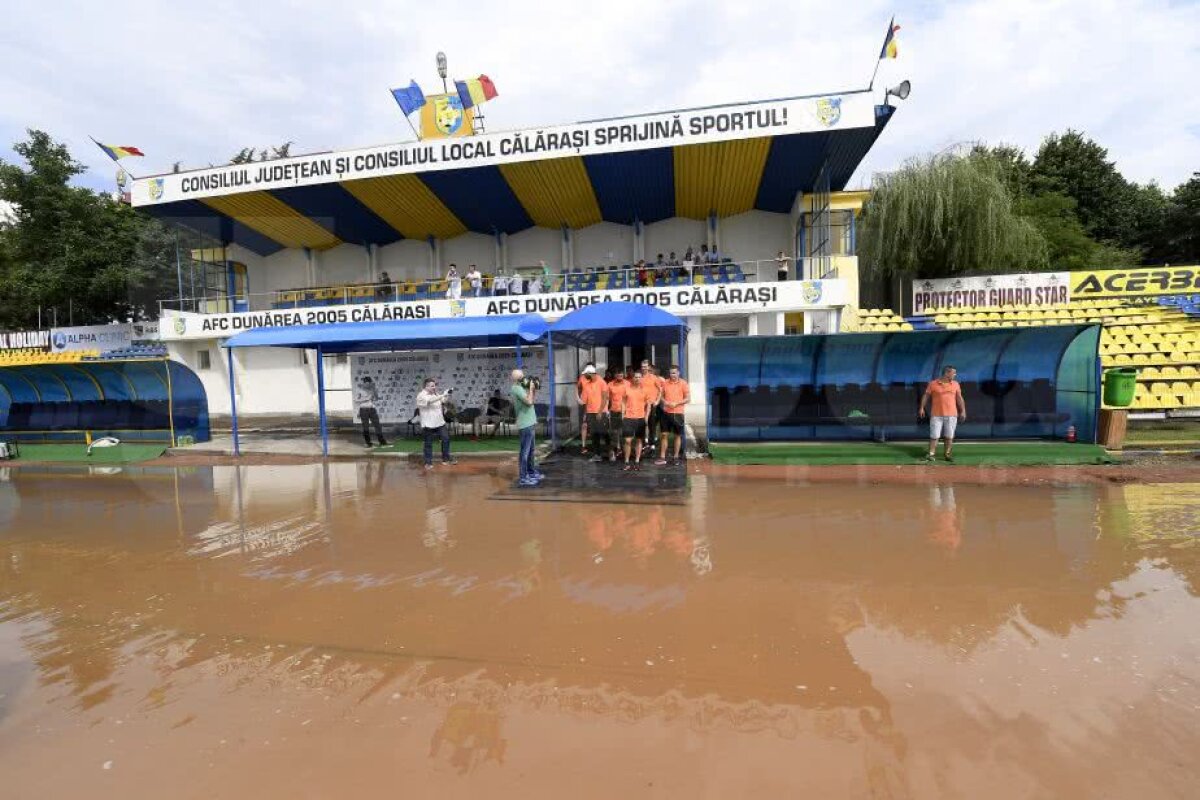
[720,210,790,271]
[441,232,497,273]
[644,218,705,263]
[507,227,562,272]
[317,244,372,287]
[574,222,634,268]
[377,239,435,281]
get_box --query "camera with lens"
[521,375,541,390]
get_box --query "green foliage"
[1017,192,1141,271]
[0,129,177,330]
[858,151,1048,278]
[1162,177,1200,263]
[1032,130,1132,243]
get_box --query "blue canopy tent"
[221,315,549,455]
[545,302,688,449]
[0,360,210,444]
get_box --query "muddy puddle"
[1,462,1197,798]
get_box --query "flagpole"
[387,90,423,141]
[868,58,883,91]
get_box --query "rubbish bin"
[1102,367,1138,407]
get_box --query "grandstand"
[908,295,1200,416]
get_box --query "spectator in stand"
[655,253,666,271]
[446,264,462,299]
[682,248,696,279]
[539,260,552,282]
[509,272,525,296]
[775,250,791,282]
[698,244,709,264]
[466,265,483,297]
[376,271,396,301]
[529,274,543,294]
[706,244,721,263]
[493,272,509,297]
[636,260,649,288]
[667,251,680,266]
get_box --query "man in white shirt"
[509,273,525,296]
[415,378,457,468]
[492,273,509,296]
[529,276,543,294]
[446,264,462,299]
[466,265,483,297]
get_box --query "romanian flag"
[91,137,145,161]
[879,17,900,59]
[454,75,498,110]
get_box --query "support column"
[226,347,240,456]
[547,332,556,450]
[494,231,504,271]
[561,225,572,271]
[364,244,374,283]
[316,346,329,457]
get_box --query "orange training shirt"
[925,379,962,417]
[580,377,607,413]
[623,384,650,419]
[661,378,689,412]
[608,379,628,413]
[641,372,663,402]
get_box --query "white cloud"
[0,0,1196,194]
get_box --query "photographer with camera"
[510,369,544,487]
[415,377,457,469]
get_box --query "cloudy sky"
[1,0,1197,195]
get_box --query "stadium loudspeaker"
[886,80,911,102]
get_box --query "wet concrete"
[0,462,1198,798]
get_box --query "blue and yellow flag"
[879,17,900,59]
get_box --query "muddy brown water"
[0,462,1197,799]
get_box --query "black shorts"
[661,412,685,435]
[623,418,646,440]
[608,413,624,436]
[584,412,604,429]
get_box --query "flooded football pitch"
[1,462,1197,798]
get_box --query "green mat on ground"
[708,441,1114,466]
[370,436,521,454]
[10,443,167,464]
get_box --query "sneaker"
[424,463,434,470]
[944,454,955,463]
[517,477,539,487]
[923,453,935,462]
[654,458,667,466]
[442,459,458,466]
[378,440,388,447]
[531,471,546,481]
[622,463,633,472]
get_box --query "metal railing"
[157,257,838,315]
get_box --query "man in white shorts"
[919,365,967,462]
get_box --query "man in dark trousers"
[355,375,387,447]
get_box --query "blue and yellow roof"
[140,104,895,256]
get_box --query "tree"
[1016,192,1141,271]
[1162,177,1200,263]
[858,151,1048,279]
[0,129,177,329]
[972,143,1033,200]
[1031,130,1134,245]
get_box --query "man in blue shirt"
[510,369,544,486]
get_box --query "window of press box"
[198,349,212,370]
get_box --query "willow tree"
[858,152,1049,279]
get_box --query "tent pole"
[164,358,177,448]
[226,347,240,456]
[316,346,329,457]
[516,341,523,368]
[547,331,555,451]
[679,326,688,379]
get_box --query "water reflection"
[0,463,1197,797]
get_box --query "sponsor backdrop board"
[349,348,548,424]
[50,324,133,353]
[912,273,1070,313]
[913,266,1200,312]
[161,279,844,341]
[0,330,50,351]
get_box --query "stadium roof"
[133,90,896,256]
[221,314,548,353]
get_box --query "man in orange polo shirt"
[620,371,653,471]
[577,364,608,460]
[655,365,691,466]
[639,360,663,446]
[919,365,967,462]
[605,367,628,462]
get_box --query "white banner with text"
[161,279,846,341]
[912,273,1071,313]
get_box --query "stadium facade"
[127,88,895,433]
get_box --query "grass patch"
[708,441,1114,466]
[1124,423,1200,445]
[370,435,522,454]
[10,442,166,464]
